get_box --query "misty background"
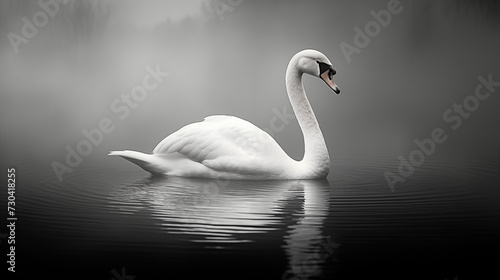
[1,0,499,181]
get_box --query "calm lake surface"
[1,151,499,280]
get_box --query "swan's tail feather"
[108,150,166,174]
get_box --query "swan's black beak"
[318,62,340,94]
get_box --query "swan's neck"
[286,61,330,178]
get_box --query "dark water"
[1,152,499,280]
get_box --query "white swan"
[109,49,340,179]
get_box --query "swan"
[109,49,340,179]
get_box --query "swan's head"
[294,49,340,94]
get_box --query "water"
[1,151,499,280]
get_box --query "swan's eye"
[317,61,331,77]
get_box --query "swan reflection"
[108,176,336,276]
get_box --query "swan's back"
[152,115,293,177]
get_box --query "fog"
[1,0,499,177]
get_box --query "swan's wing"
[152,115,289,174]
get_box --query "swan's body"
[109,49,340,179]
